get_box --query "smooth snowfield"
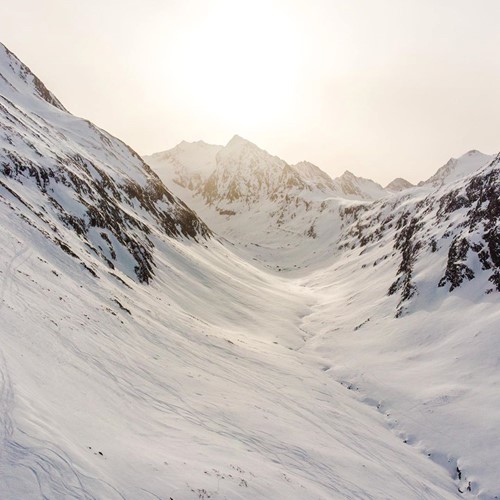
[0,211,459,499]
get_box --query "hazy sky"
[3,0,500,184]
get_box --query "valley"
[0,41,499,499]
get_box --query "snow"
[385,177,414,192]
[420,150,494,188]
[332,170,388,200]
[146,140,222,180]
[0,208,459,499]
[145,135,500,498]
[1,41,499,499]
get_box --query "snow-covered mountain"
[146,137,394,251]
[146,139,222,192]
[0,43,209,284]
[147,140,497,262]
[1,42,500,499]
[146,135,389,204]
[292,160,336,191]
[146,131,500,498]
[332,169,387,199]
[385,177,414,192]
[419,149,494,188]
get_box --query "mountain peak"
[464,149,483,156]
[334,170,387,200]
[339,170,358,178]
[225,134,256,149]
[385,177,414,192]
[420,149,494,188]
[0,43,67,111]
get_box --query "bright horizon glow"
[3,0,500,185]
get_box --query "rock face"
[0,43,209,284]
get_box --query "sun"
[168,1,302,128]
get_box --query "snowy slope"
[419,150,494,188]
[298,155,500,497]
[0,43,209,284]
[0,204,461,499]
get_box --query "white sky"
[2,0,500,185]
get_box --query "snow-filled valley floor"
[2,197,498,499]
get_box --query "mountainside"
[299,153,500,497]
[337,153,500,314]
[386,177,414,192]
[419,150,494,188]
[1,43,500,499]
[0,43,209,284]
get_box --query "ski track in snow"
[0,241,125,500]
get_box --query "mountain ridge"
[0,42,210,284]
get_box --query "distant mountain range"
[145,136,495,254]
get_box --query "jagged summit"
[293,161,336,191]
[204,137,303,205]
[221,135,287,171]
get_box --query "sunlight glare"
[170,1,302,127]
